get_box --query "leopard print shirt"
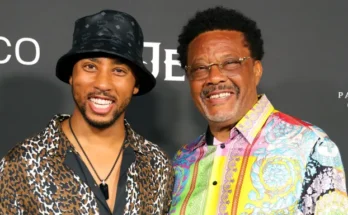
[0,114,174,214]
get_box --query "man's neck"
[63,111,126,149]
[208,120,236,143]
[209,94,260,142]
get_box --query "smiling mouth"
[89,97,114,108]
[208,92,232,99]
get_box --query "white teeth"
[93,103,109,109]
[209,92,231,99]
[90,98,112,105]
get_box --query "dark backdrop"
[1,0,347,184]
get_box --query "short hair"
[177,6,264,68]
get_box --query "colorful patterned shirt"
[170,95,348,215]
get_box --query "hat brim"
[56,49,156,96]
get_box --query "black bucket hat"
[56,10,156,96]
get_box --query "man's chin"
[83,114,118,129]
[77,102,126,129]
[204,111,235,123]
[206,116,232,123]
[86,119,115,129]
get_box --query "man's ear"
[132,67,140,95]
[133,85,139,95]
[253,60,263,86]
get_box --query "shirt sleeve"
[300,134,348,214]
[0,157,24,214]
[162,161,175,215]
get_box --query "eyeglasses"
[185,57,250,81]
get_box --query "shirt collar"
[236,94,274,144]
[123,120,147,155]
[191,94,274,150]
[45,114,147,159]
[206,126,240,146]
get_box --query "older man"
[0,10,174,215]
[170,6,347,215]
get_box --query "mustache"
[87,89,116,101]
[201,83,240,98]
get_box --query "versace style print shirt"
[0,115,174,215]
[170,95,348,215]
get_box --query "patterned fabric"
[0,114,174,215]
[170,95,348,215]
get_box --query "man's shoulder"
[172,134,204,162]
[0,116,62,167]
[270,110,329,140]
[0,134,45,181]
[139,137,172,163]
[125,122,172,165]
[1,129,50,164]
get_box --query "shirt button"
[212,181,218,185]
[220,144,225,149]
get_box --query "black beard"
[72,87,131,129]
[77,102,127,129]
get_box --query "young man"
[0,10,174,215]
[170,6,347,215]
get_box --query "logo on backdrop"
[338,92,348,107]
[0,37,185,81]
[143,42,184,81]
[0,36,40,65]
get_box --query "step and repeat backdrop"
[1,1,348,182]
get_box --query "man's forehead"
[187,30,249,61]
[190,30,245,46]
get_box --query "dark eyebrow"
[221,54,236,58]
[88,58,100,63]
[190,54,238,65]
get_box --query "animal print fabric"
[0,114,174,214]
